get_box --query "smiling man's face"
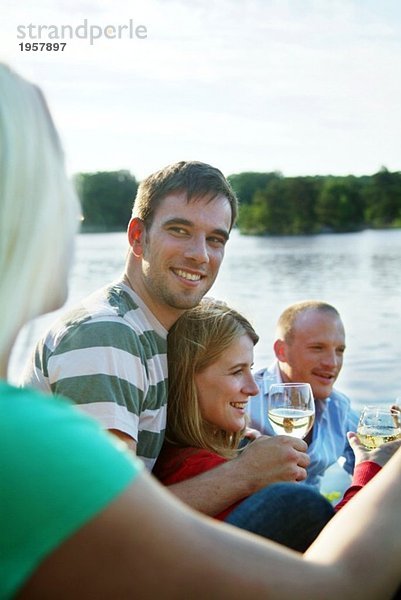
[275,309,346,401]
[129,190,232,329]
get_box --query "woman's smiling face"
[194,333,259,433]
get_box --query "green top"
[0,381,142,599]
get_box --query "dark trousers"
[225,482,335,552]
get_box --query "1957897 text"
[19,42,66,51]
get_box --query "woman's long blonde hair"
[0,65,80,362]
[166,298,259,458]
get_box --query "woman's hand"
[348,431,401,467]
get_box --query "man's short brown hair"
[132,161,238,230]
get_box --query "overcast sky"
[2,0,401,180]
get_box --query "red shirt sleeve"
[334,461,382,512]
[153,443,244,520]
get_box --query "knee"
[224,482,334,552]
[253,482,334,518]
[228,482,331,515]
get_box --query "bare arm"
[305,446,401,598]
[20,450,401,600]
[167,435,310,515]
[108,430,309,516]
[109,428,137,453]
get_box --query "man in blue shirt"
[248,300,359,489]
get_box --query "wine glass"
[268,383,315,439]
[357,405,401,449]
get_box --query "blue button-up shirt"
[248,363,360,489]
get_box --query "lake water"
[10,228,401,410]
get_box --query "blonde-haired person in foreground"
[1,63,401,600]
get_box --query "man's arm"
[166,435,310,515]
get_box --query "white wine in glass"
[268,383,315,439]
[357,406,401,449]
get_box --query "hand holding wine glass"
[268,382,315,439]
[357,405,401,449]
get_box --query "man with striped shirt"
[249,300,359,489]
[22,161,326,534]
[22,161,237,472]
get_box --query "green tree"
[315,177,365,232]
[363,167,401,227]
[250,176,291,235]
[228,172,281,205]
[285,177,319,234]
[238,176,319,235]
[76,170,138,231]
[238,196,269,234]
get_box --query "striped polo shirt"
[21,280,168,471]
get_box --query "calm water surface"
[10,228,401,410]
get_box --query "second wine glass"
[357,405,401,449]
[268,382,315,439]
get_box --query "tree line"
[75,167,401,235]
[229,168,401,235]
